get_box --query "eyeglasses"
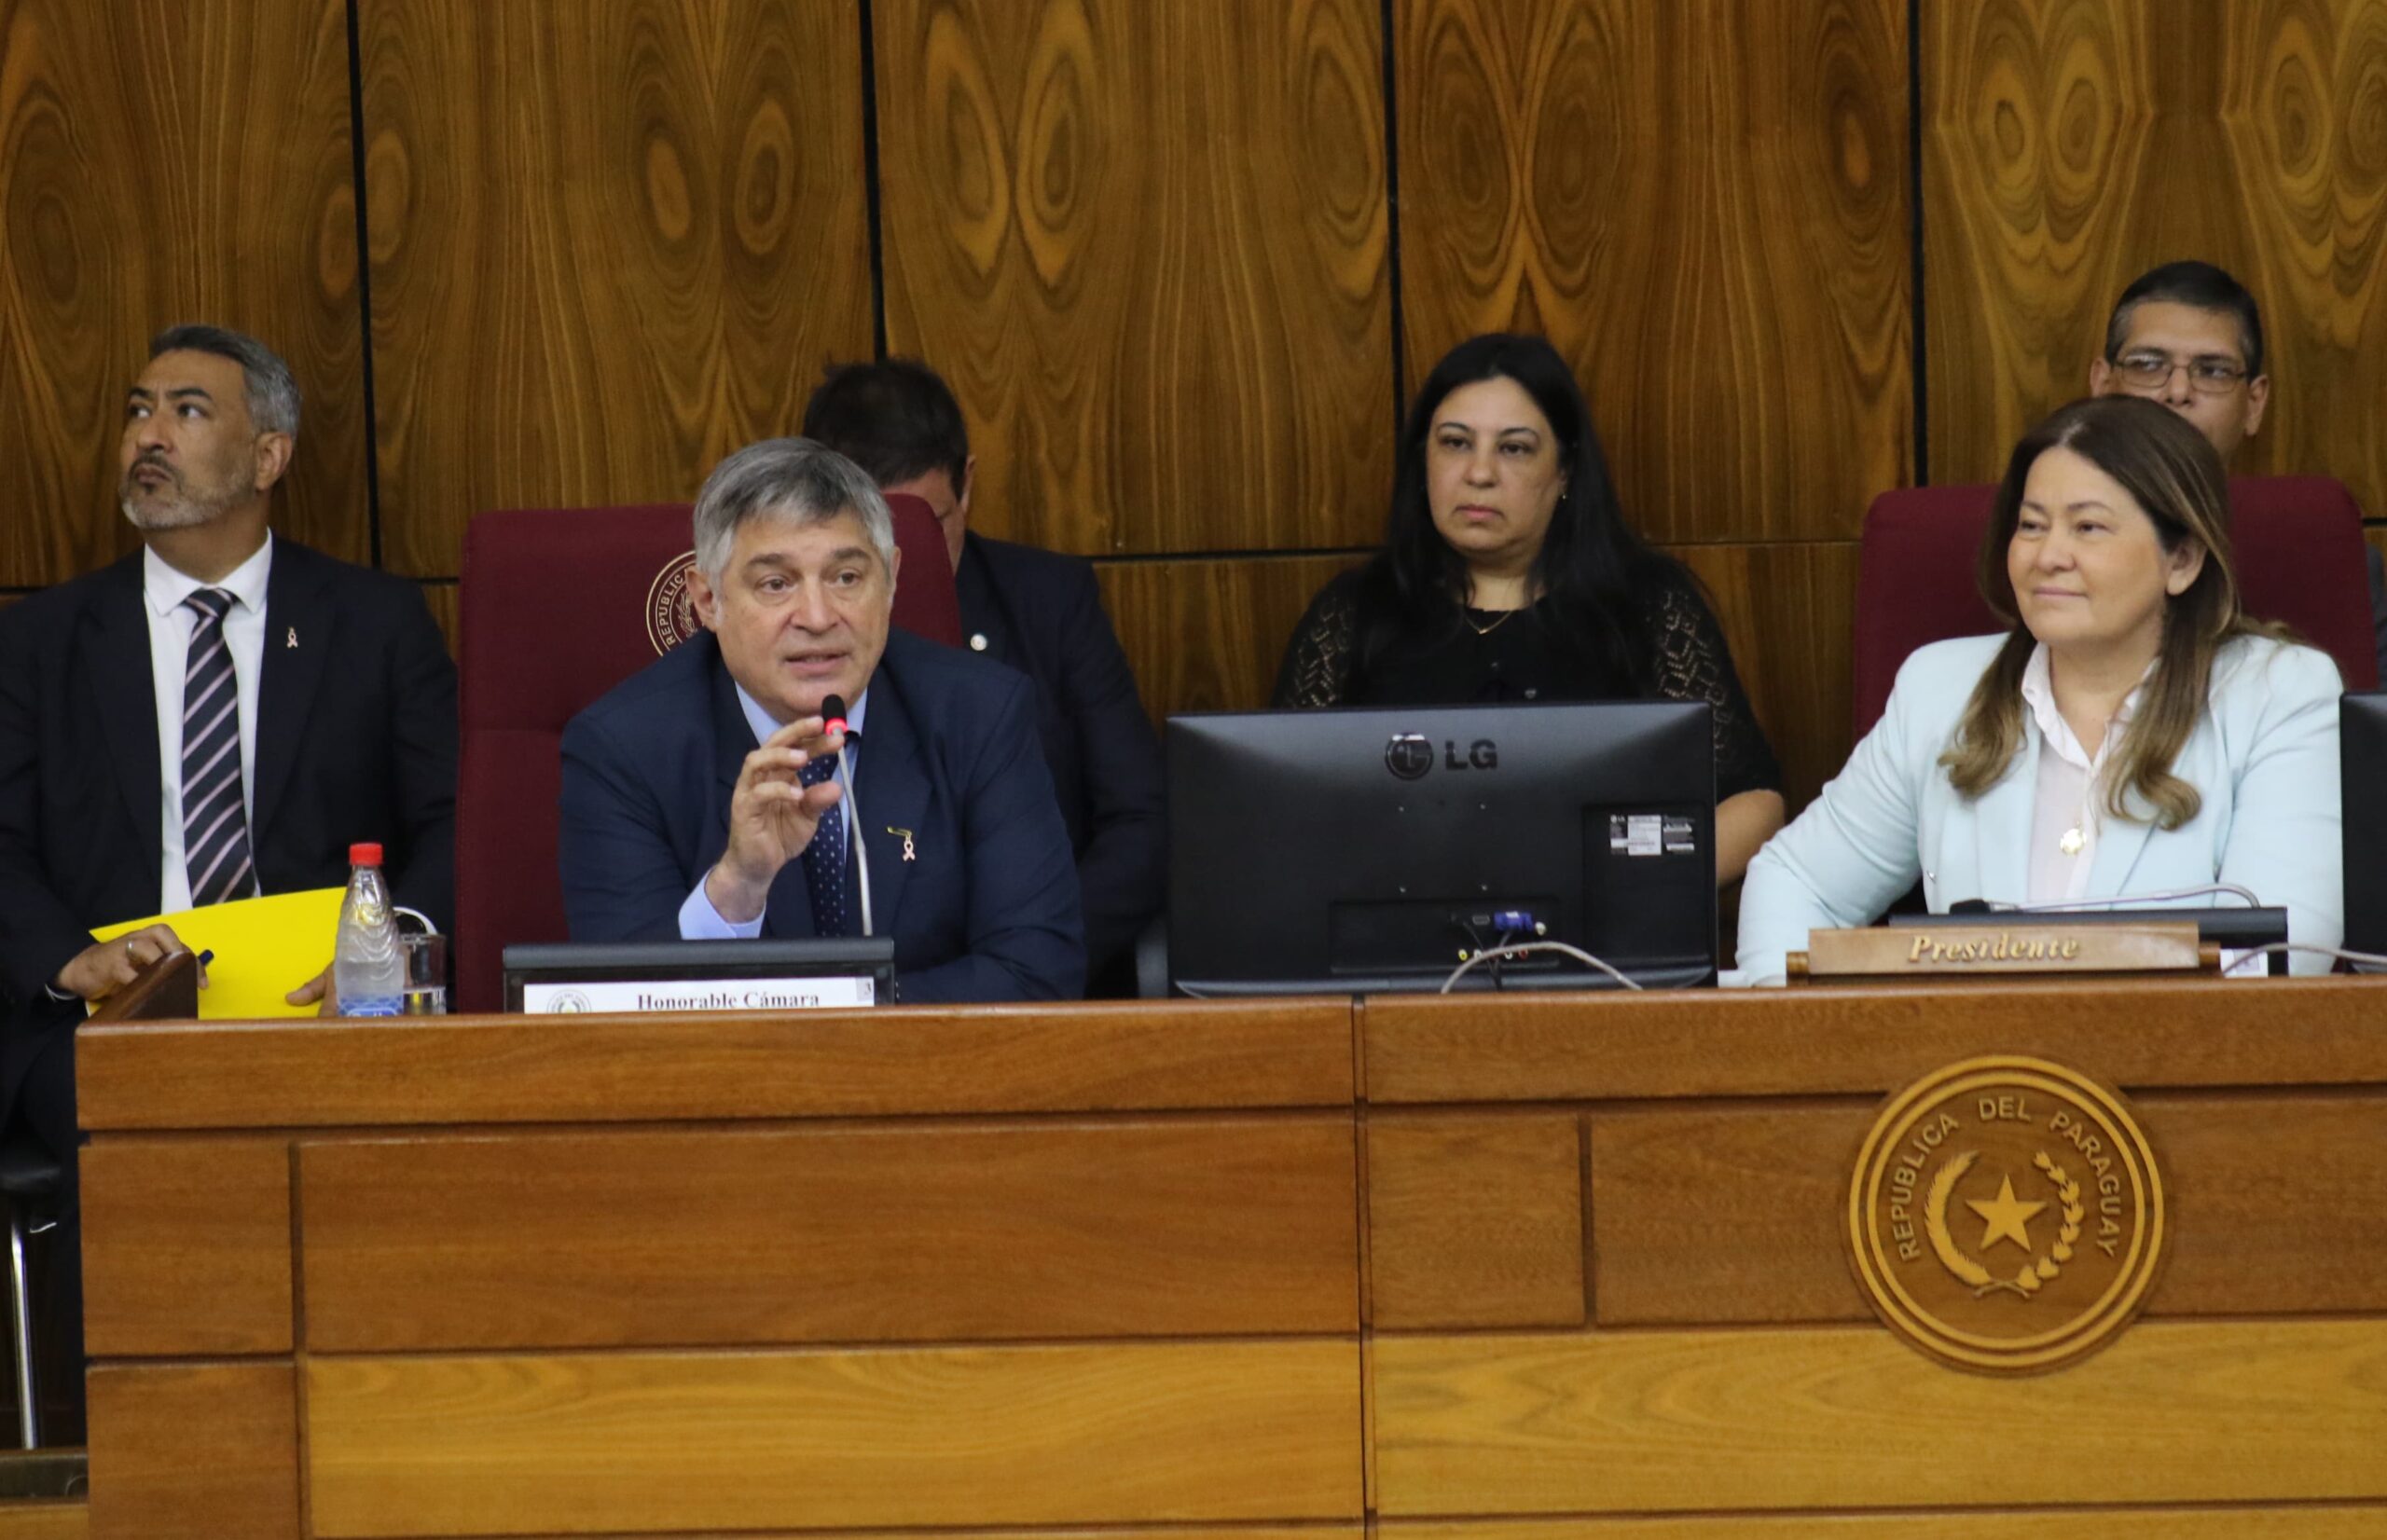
[2109,351,2250,395]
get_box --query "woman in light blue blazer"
[1737,395,2342,982]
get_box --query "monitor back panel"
[1167,703,1716,993]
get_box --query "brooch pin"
[286,626,298,649]
[887,826,917,861]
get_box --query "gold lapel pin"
[286,626,298,649]
[887,826,917,861]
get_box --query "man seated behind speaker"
[1735,395,2341,984]
[2088,258,2387,681]
[0,323,457,1431]
[558,438,1084,1001]
[800,359,1164,996]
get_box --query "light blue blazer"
[1736,632,2344,982]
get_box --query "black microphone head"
[821,694,849,723]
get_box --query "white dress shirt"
[2019,642,2146,906]
[145,533,273,913]
[678,686,869,938]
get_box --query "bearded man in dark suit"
[0,324,457,1431]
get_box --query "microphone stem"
[835,743,874,936]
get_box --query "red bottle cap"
[349,843,384,865]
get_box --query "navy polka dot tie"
[800,756,852,937]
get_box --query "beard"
[119,461,247,531]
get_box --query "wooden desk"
[76,983,2387,1537]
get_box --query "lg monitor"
[2345,691,2387,967]
[1166,701,1716,995]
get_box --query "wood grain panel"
[1363,977,2387,1105]
[1925,0,2387,508]
[77,999,1356,1130]
[0,1509,82,1540]
[1669,541,1861,811]
[0,0,367,586]
[1589,1092,2387,1328]
[1386,1509,2387,1538]
[1397,0,1909,544]
[1099,554,1363,723]
[360,0,872,577]
[306,1341,1364,1534]
[1589,1103,1865,1327]
[875,0,1392,556]
[300,1118,1357,1351]
[2152,1091,2387,1313]
[80,1137,292,1356]
[1372,1319,2387,1515]
[86,1362,297,1540]
[1366,1114,1582,1328]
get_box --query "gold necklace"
[1466,607,1518,637]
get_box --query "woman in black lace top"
[1272,333,1786,881]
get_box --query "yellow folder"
[91,887,343,1020]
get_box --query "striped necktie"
[181,588,256,907]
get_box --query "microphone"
[817,694,874,935]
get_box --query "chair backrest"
[1852,475,2378,738]
[454,494,961,1012]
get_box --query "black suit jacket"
[957,534,1164,988]
[0,538,457,1120]
[559,627,1083,1002]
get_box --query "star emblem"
[1966,1174,2048,1252]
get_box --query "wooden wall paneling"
[1371,1319,2387,1516]
[0,0,367,586]
[1395,0,1910,545]
[305,1341,1365,1534]
[874,0,1393,557]
[359,0,874,578]
[1098,554,1364,723]
[1365,1113,1583,1329]
[300,1119,1359,1351]
[86,1362,300,1540]
[80,1137,293,1356]
[77,1001,1358,1131]
[2223,1,2387,514]
[1669,540,1862,810]
[1382,1509,2387,1538]
[1925,1,2387,504]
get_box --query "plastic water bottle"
[334,843,405,1017]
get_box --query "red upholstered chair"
[453,494,962,1012]
[1852,476,2378,738]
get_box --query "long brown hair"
[1940,395,2277,829]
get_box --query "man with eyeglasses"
[2090,258,2387,680]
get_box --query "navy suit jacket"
[558,626,1084,1002]
[0,540,457,1122]
[958,534,1164,988]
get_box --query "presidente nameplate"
[1789,921,2212,982]
[1848,1056,2165,1374]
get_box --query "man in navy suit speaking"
[558,439,1083,1002]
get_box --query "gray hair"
[149,324,302,440]
[693,438,895,584]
